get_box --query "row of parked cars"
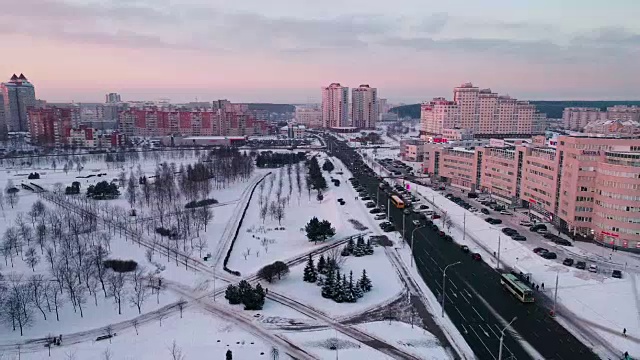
[533,247,623,278]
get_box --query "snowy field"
[14,308,270,360]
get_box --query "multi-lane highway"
[326,135,600,360]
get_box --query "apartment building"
[295,107,323,128]
[351,85,378,129]
[421,83,546,139]
[400,139,426,162]
[28,107,78,146]
[322,83,349,128]
[425,135,640,249]
[562,106,640,132]
[562,107,605,131]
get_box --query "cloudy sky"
[1,0,639,103]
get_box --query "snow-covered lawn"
[271,244,403,317]
[281,328,385,360]
[15,308,269,360]
[407,181,640,357]
[227,154,366,275]
[354,321,452,360]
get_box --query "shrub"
[103,259,138,273]
[185,198,219,209]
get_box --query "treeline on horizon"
[247,103,295,113]
[389,101,640,119]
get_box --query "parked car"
[612,270,623,279]
[365,202,376,208]
[481,208,490,215]
[553,238,572,246]
[562,258,574,266]
[369,208,382,214]
[519,220,533,227]
[374,214,386,220]
[419,204,429,210]
[529,224,548,232]
[502,228,517,235]
[471,253,482,261]
[512,235,527,241]
[499,210,512,216]
[467,192,478,198]
[485,218,502,225]
[588,264,598,273]
[432,214,441,220]
[576,261,587,270]
[461,245,470,253]
[533,247,549,255]
[542,252,557,260]
[361,196,371,201]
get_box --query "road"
[326,135,600,360]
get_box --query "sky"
[1,0,639,104]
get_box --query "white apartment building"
[562,107,606,130]
[322,83,349,128]
[420,98,459,136]
[607,105,640,122]
[295,107,323,128]
[351,84,378,129]
[453,83,480,132]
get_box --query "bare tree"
[102,348,113,360]
[129,268,148,314]
[107,271,127,315]
[5,180,19,209]
[126,172,137,208]
[259,203,268,224]
[194,237,208,258]
[48,281,63,321]
[197,206,213,232]
[169,340,186,360]
[25,247,40,271]
[4,276,33,336]
[29,275,48,320]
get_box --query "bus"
[391,195,405,209]
[500,274,534,303]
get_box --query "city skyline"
[1,0,639,103]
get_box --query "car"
[553,238,572,246]
[562,258,574,266]
[499,210,512,215]
[533,247,549,255]
[361,196,371,201]
[529,224,548,232]
[502,228,517,235]
[519,221,533,227]
[542,252,557,259]
[419,204,429,210]
[543,233,556,239]
[576,261,587,270]
[443,235,453,241]
[588,264,598,273]
[412,208,422,214]
[467,192,478,198]
[432,214,441,220]
[512,235,527,241]
[383,225,396,232]
[485,218,502,225]
[379,222,392,229]
[536,229,548,234]
[337,198,344,202]
[461,245,470,253]
[365,202,376,208]
[412,220,421,226]
[612,270,623,278]
[374,214,386,220]
[481,208,490,215]
[469,207,478,213]
[471,253,482,261]
[369,208,382,214]
[403,209,411,215]
[445,194,454,199]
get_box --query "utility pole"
[496,236,501,270]
[441,261,461,317]
[498,317,517,360]
[402,212,406,246]
[552,272,559,316]
[387,197,390,220]
[462,212,466,243]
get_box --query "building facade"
[562,107,606,131]
[420,98,458,136]
[28,107,78,146]
[351,84,378,129]
[1,74,36,133]
[400,139,426,162]
[295,107,323,128]
[105,93,122,103]
[322,83,349,128]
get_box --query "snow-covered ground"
[353,321,452,360]
[281,328,386,360]
[15,308,270,360]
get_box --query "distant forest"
[390,101,640,119]
[247,103,295,113]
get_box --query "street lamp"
[441,261,461,317]
[498,317,517,360]
[410,226,425,267]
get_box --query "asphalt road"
[326,136,600,360]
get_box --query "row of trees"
[340,237,374,257]
[257,261,290,283]
[224,280,266,311]
[256,151,306,168]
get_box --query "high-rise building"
[351,84,378,129]
[1,73,36,133]
[321,83,348,128]
[28,107,78,146]
[421,83,545,138]
[378,98,389,115]
[105,93,122,103]
[295,107,323,128]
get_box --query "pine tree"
[254,283,266,309]
[365,239,374,255]
[343,274,355,303]
[225,284,241,305]
[321,266,335,298]
[226,349,233,360]
[346,238,355,254]
[333,270,345,303]
[316,276,324,286]
[351,271,363,299]
[238,280,253,303]
[341,245,351,257]
[317,254,327,275]
[356,236,365,248]
[303,255,318,283]
[359,269,372,292]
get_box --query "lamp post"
[402,212,406,246]
[441,261,461,317]
[498,317,517,360]
[411,226,425,267]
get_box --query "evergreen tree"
[316,276,324,286]
[359,269,372,292]
[303,255,317,283]
[351,271,363,299]
[343,274,355,303]
[346,238,355,254]
[321,266,335,298]
[317,254,327,274]
[225,284,241,305]
[254,283,266,309]
[332,270,344,302]
[341,245,351,257]
[226,349,233,360]
[365,239,374,255]
[238,280,253,302]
